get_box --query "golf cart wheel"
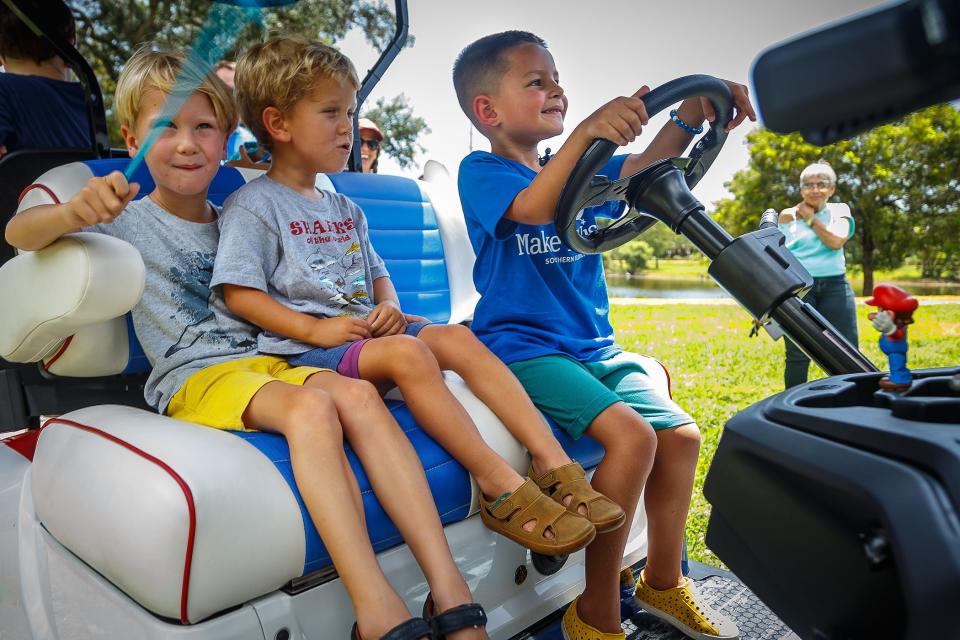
[531,552,569,575]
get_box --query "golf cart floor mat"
[513,561,798,640]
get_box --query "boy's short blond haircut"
[235,36,360,150]
[114,45,238,133]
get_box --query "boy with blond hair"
[6,46,484,640]
[215,35,626,580]
[453,31,756,640]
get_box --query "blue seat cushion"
[229,399,472,575]
[228,400,605,576]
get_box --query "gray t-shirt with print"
[89,197,259,413]
[211,175,389,356]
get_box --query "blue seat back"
[327,172,451,322]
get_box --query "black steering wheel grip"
[556,75,734,254]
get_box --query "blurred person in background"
[0,0,88,158]
[778,161,859,389]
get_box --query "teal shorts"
[508,351,694,440]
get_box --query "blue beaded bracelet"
[670,109,704,135]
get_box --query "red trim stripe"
[18,183,61,205]
[42,417,197,624]
[2,429,41,461]
[42,334,74,371]
[653,358,674,399]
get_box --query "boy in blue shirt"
[454,31,755,640]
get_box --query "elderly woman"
[779,161,859,388]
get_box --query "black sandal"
[350,617,432,640]
[422,593,488,639]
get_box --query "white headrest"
[32,405,306,623]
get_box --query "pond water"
[606,274,960,299]
[606,275,728,299]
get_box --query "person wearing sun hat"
[358,117,383,173]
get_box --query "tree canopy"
[362,95,428,170]
[713,104,960,293]
[68,0,428,167]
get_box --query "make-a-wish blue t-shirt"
[458,150,627,365]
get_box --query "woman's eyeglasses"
[801,181,833,191]
[361,138,380,150]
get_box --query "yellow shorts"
[167,355,330,431]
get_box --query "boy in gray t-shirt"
[218,36,624,581]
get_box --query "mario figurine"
[866,284,919,391]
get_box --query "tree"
[68,0,429,166]
[362,95,428,170]
[639,222,695,268]
[602,239,654,274]
[713,104,960,294]
[892,105,960,280]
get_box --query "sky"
[339,0,890,209]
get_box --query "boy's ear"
[473,95,499,129]
[120,123,139,157]
[262,106,290,144]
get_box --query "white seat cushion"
[31,405,306,623]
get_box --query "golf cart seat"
[0,160,669,623]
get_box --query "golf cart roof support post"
[349,0,409,172]
[1,0,111,159]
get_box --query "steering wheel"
[556,75,734,254]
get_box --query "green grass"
[609,301,960,567]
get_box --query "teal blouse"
[779,203,854,278]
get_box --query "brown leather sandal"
[479,477,595,555]
[529,462,626,533]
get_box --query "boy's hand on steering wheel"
[699,80,756,132]
[577,86,651,146]
[368,300,406,337]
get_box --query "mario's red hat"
[866,284,918,313]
